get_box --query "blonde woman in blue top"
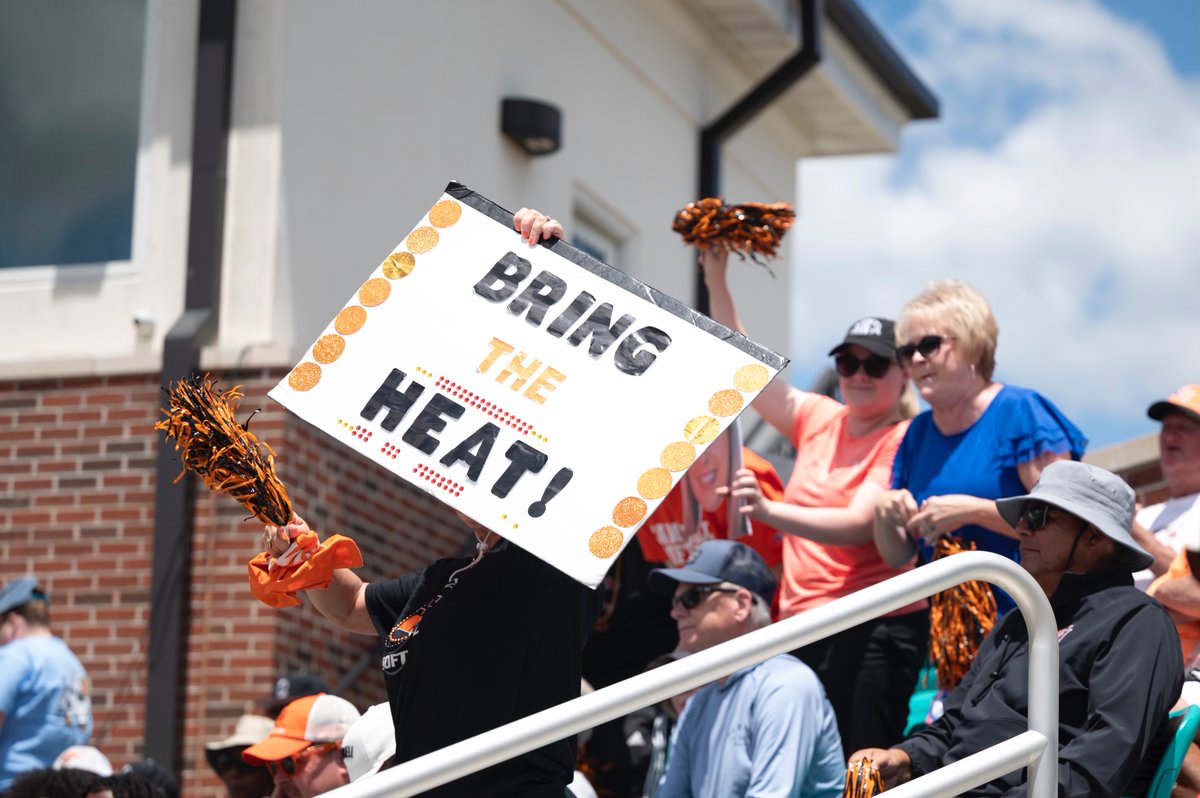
[873,280,1086,611]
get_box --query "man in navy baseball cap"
[648,541,843,797]
[649,538,775,610]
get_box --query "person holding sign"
[699,247,923,756]
[258,209,603,798]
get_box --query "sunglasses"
[834,353,893,379]
[1018,503,1055,532]
[672,585,739,610]
[896,335,952,367]
[266,742,339,777]
[214,750,262,776]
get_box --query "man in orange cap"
[1132,385,1200,590]
[241,693,359,798]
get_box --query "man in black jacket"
[851,460,1182,798]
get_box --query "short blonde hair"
[897,280,998,381]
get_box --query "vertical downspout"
[146,0,237,772]
[695,0,822,313]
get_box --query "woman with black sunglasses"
[698,248,926,758]
[873,279,1087,609]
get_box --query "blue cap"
[649,539,776,605]
[0,576,41,616]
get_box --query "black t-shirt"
[366,540,601,797]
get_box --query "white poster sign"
[270,183,786,587]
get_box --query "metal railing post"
[319,552,1058,798]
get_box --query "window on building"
[0,0,147,269]
[571,207,626,271]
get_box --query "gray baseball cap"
[996,460,1153,572]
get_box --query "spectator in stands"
[852,460,1181,798]
[579,540,677,798]
[700,249,924,754]
[0,576,93,792]
[205,714,275,798]
[649,540,844,797]
[874,280,1086,614]
[118,760,178,798]
[51,745,111,778]
[260,671,330,720]
[262,505,600,798]
[241,693,360,798]
[5,765,96,798]
[1133,385,1200,590]
[341,702,396,784]
[84,770,168,798]
[1138,385,1200,721]
[619,651,697,798]
[259,210,601,798]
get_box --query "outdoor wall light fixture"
[500,97,562,155]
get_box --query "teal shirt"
[657,655,844,798]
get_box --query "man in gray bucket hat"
[850,460,1183,798]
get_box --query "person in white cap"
[341,703,395,784]
[850,460,1182,798]
[205,714,275,798]
[0,575,93,791]
[241,693,360,798]
[51,744,112,778]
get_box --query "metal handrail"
[321,551,1059,798]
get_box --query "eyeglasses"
[672,585,739,610]
[266,742,339,777]
[834,353,893,379]
[1018,503,1054,532]
[896,335,953,367]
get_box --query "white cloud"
[789,0,1200,447]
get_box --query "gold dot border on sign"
[286,198,462,393]
[586,361,772,560]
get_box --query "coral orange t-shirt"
[637,448,784,570]
[779,393,922,618]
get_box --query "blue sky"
[787,0,1200,451]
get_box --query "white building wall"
[2,0,914,383]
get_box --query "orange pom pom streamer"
[929,536,998,691]
[844,757,884,798]
[672,197,795,268]
[155,374,293,527]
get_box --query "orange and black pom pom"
[844,757,884,798]
[155,374,294,527]
[672,197,795,267]
[929,536,998,691]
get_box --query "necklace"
[385,537,497,647]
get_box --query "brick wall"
[1,370,468,797]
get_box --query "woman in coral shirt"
[700,249,923,755]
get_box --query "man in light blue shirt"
[650,540,843,798]
[0,576,93,791]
